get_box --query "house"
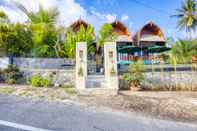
[69,19,169,65]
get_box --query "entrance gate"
[75,42,118,95]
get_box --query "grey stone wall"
[22,69,75,87]
[13,58,75,69]
[144,71,197,90]
[0,57,75,69]
[119,71,197,90]
[0,57,9,69]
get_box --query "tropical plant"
[16,3,61,57]
[0,11,10,55]
[30,25,59,57]
[95,23,117,72]
[0,11,9,23]
[62,25,95,58]
[63,30,76,58]
[123,60,146,89]
[16,4,59,25]
[2,65,23,84]
[173,0,197,37]
[76,25,95,54]
[7,23,33,57]
[30,74,53,87]
[170,39,197,64]
[97,23,116,48]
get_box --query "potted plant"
[123,60,146,91]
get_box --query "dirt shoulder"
[0,84,197,124]
[78,91,197,124]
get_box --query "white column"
[76,42,87,90]
[104,42,119,89]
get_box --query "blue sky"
[76,0,184,38]
[0,0,189,39]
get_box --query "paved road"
[0,94,196,131]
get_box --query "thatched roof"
[111,21,132,42]
[133,22,165,43]
[69,19,89,33]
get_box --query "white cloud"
[89,9,116,23]
[86,9,117,32]
[0,0,118,31]
[121,15,128,22]
[0,6,27,23]
[58,0,87,26]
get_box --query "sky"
[0,0,193,39]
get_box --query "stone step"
[87,75,105,79]
[86,75,106,88]
[78,88,118,95]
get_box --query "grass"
[0,87,16,95]
[61,85,77,95]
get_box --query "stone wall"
[119,71,197,90]
[0,57,9,69]
[0,57,75,69]
[144,71,197,90]
[13,57,75,69]
[0,57,75,86]
[22,69,75,87]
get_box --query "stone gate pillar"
[104,42,119,90]
[76,42,87,90]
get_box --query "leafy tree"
[97,23,116,49]
[30,24,59,57]
[173,0,197,37]
[76,25,95,54]
[0,11,9,48]
[60,25,95,58]
[16,4,58,25]
[171,39,197,64]
[64,30,76,58]
[0,11,9,23]
[0,23,33,57]
[17,3,60,57]
[95,23,116,71]
[7,23,33,57]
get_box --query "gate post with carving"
[104,42,119,90]
[76,42,87,90]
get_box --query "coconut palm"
[16,3,60,57]
[95,24,116,72]
[171,39,197,64]
[16,3,59,25]
[173,0,197,37]
[97,23,116,49]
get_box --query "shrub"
[2,65,23,84]
[123,60,146,89]
[30,75,52,87]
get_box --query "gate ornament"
[78,66,84,77]
[110,66,116,76]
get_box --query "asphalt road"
[0,94,196,131]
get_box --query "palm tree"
[171,40,197,64]
[16,3,59,25]
[16,3,60,57]
[96,23,116,72]
[173,0,197,37]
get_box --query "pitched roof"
[111,20,132,42]
[133,21,165,42]
[69,19,89,33]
